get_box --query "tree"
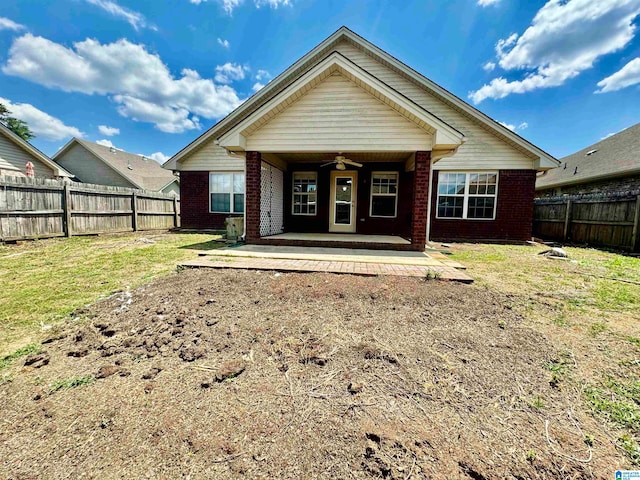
[0,103,35,141]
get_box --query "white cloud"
[217,38,230,48]
[469,0,640,104]
[85,0,155,31]
[148,151,170,163]
[482,62,496,72]
[499,121,528,132]
[252,82,265,92]
[255,69,271,81]
[478,0,501,6]
[3,34,244,133]
[189,0,291,14]
[96,139,115,147]
[0,96,83,141]
[596,57,640,93]
[214,62,248,84]
[98,125,120,136]
[0,17,26,31]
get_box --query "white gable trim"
[218,52,464,153]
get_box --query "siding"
[161,180,181,196]
[246,72,433,152]
[0,135,55,178]
[55,143,134,187]
[180,141,245,172]
[333,41,536,170]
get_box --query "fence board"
[0,176,179,241]
[534,193,639,252]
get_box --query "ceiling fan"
[320,154,363,170]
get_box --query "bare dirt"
[0,269,625,479]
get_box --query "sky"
[0,0,639,164]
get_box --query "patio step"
[179,257,473,283]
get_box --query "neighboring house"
[536,122,640,197]
[53,138,179,195]
[0,122,72,179]
[165,27,558,250]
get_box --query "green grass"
[0,343,41,370]
[0,232,219,354]
[49,375,95,392]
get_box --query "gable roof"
[54,138,177,191]
[164,26,558,170]
[536,122,640,190]
[0,122,72,177]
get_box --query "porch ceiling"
[270,151,414,164]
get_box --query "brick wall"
[245,151,261,243]
[180,171,240,229]
[430,169,536,242]
[410,151,431,250]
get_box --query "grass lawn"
[0,231,220,355]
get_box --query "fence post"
[632,195,640,253]
[63,182,72,237]
[563,199,572,241]
[131,191,138,232]
[173,196,179,228]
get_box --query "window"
[437,172,498,219]
[209,172,245,213]
[370,172,398,218]
[292,172,317,215]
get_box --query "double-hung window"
[292,172,317,215]
[370,172,398,218]
[436,172,498,219]
[210,172,245,213]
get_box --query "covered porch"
[245,150,433,251]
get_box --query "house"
[536,122,640,197]
[53,138,180,195]
[0,122,72,179]
[165,27,558,250]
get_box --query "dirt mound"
[0,269,621,478]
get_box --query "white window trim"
[436,171,499,220]
[291,171,318,216]
[209,171,245,214]
[369,171,399,218]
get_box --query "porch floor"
[179,245,472,282]
[261,233,411,245]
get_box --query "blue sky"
[0,0,639,163]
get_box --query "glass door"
[329,171,357,233]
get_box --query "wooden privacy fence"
[0,176,180,242]
[533,193,640,252]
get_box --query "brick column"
[411,151,431,251]
[245,151,262,243]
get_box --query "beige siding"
[334,41,536,170]
[246,73,432,152]
[161,180,181,196]
[55,144,134,187]
[180,141,245,171]
[0,135,55,178]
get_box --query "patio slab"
[195,244,466,269]
[180,244,472,282]
[179,257,472,282]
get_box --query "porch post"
[245,151,262,243]
[411,150,431,251]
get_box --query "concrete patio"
[179,244,472,282]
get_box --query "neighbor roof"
[54,138,177,191]
[0,122,72,177]
[537,122,640,190]
[164,26,558,170]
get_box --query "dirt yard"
[0,268,628,479]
